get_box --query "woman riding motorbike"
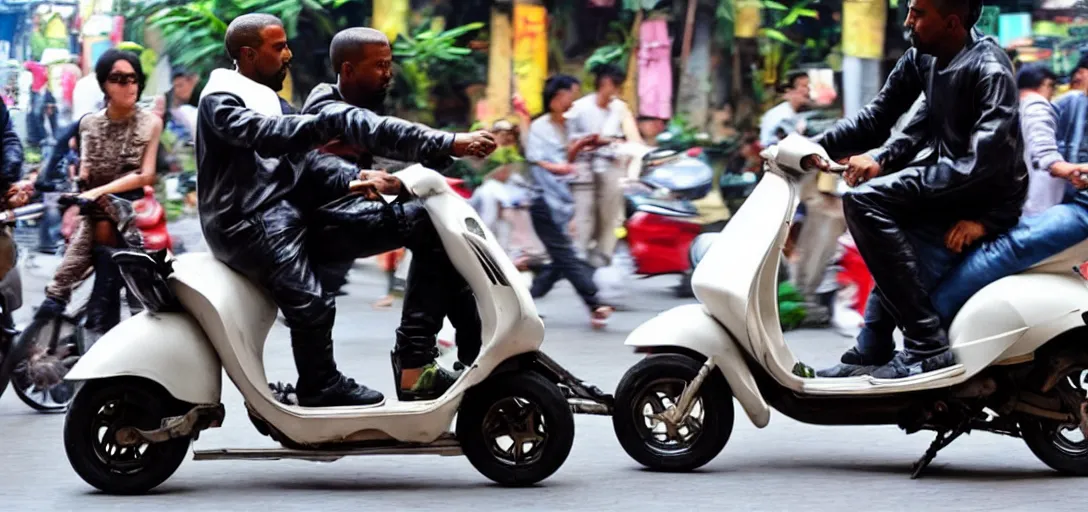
[36,49,162,339]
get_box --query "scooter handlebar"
[0,203,46,224]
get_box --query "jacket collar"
[199,69,284,117]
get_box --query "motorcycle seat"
[633,198,699,218]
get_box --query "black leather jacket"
[815,29,1027,234]
[300,83,457,171]
[0,102,23,189]
[195,91,455,239]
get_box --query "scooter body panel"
[624,303,771,427]
[150,166,545,447]
[65,311,223,405]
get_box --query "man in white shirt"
[759,71,811,147]
[70,73,103,120]
[567,64,641,266]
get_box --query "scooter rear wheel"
[613,353,734,471]
[64,377,192,495]
[1020,366,1088,476]
[457,370,574,486]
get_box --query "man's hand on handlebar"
[800,154,880,187]
[452,131,498,159]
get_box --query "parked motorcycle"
[611,133,1088,477]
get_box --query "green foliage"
[758,0,820,92]
[391,21,485,114]
[122,0,360,81]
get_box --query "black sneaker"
[815,347,896,378]
[296,374,385,407]
[870,350,956,380]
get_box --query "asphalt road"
[0,232,1081,511]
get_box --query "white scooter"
[61,166,613,495]
[611,133,1088,477]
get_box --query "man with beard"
[196,14,496,408]
[299,26,488,397]
[805,0,1026,379]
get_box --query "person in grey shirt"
[525,75,614,328]
[1017,64,1088,216]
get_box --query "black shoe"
[815,347,896,378]
[295,373,385,407]
[391,352,460,402]
[870,350,957,380]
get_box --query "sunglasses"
[107,73,139,85]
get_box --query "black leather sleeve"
[0,105,23,188]
[198,93,342,157]
[316,102,456,170]
[872,98,931,171]
[814,51,924,161]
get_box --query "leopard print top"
[78,108,157,189]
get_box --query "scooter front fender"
[624,304,770,427]
[65,311,222,405]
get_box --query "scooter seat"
[633,198,698,218]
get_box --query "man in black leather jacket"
[0,101,22,190]
[196,14,495,407]
[806,0,1026,379]
[300,27,484,399]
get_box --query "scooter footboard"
[624,304,771,427]
[65,311,222,405]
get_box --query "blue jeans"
[930,194,1088,324]
[856,225,962,359]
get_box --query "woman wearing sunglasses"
[36,49,163,337]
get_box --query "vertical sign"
[842,0,886,60]
[513,3,548,116]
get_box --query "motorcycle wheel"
[6,315,83,412]
[1021,365,1088,475]
[456,370,574,486]
[64,377,192,495]
[612,353,734,472]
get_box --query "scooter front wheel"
[64,377,193,495]
[612,353,734,471]
[456,370,575,486]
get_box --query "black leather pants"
[211,197,480,373]
[841,170,960,359]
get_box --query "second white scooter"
[611,134,1088,477]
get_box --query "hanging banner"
[484,8,513,124]
[513,3,548,116]
[842,0,886,60]
[373,0,409,42]
[734,0,762,39]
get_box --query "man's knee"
[278,292,336,332]
[397,200,441,249]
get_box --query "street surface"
[0,220,1079,510]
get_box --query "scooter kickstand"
[909,420,971,479]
